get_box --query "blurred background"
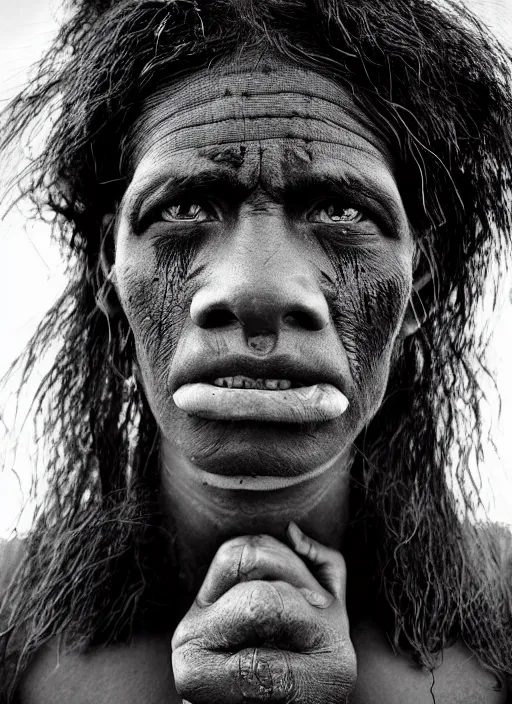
[0,0,511,536]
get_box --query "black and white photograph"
[1,1,512,701]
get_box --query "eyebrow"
[278,173,404,231]
[126,171,251,230]
[126,167,406,235]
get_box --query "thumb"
[287,522,347,602]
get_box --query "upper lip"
[171,354,345,393]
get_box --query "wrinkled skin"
[172,528,356,704]
[112,52,415,702]
[115,53,414,478]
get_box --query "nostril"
[200,308,239,329]
[284,310,325,331]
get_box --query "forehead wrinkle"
[131,107,392,170]
[128,61,395,170]
[138,87,383,142]
[134,131,390,178]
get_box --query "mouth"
[171,355,349,424]
[172,354,343,392]
[211,376,298,390]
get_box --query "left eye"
[160,202,213,222]
[310,203,365,224]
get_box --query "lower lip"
[173,383,349,423]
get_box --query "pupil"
[174,203,198,218]
[327,205,357,221]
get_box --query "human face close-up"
[114,52,415,480]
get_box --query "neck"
[159,438,353,591]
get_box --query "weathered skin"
[97,52,502,703]
[115,53,414,479]
[172,528,356,703]
[18,529,506,703]
[14,53,507,703]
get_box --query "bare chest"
[18,624,507,704]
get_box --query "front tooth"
[213,377,233,388]
[213,377,292,390]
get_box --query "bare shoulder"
[18,633,180,704]
[19,622,509,704]
[350,621,508,704]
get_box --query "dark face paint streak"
[128,231,200,386]
[114,55,414,477]
[321,240,409,389]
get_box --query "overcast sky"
[0,0,511,535]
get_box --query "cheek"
[116,234,198,375]
[325,246,411,385]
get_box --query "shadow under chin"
[178,416,348,477]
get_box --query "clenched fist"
[172,523,357,703]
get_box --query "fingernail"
[300,587,332,609]
[287,521,303,547]
[288,521,310,556]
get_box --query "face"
[114,52,415,479]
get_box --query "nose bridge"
[190,211,330,335]
[231,214,292,291]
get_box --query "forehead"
[125,52,400,205]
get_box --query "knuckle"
[241,581,285,638]
[215,535,266,573]
[246,580,284,615]
[234,647,294,701]
[171,618,191,651]
[308,639,357,700]
[172,641,199,696]
[237,535,286,580]
[215,539,241,569]
[214,535,282,581]
[245,533,275,546]
[237,540,269,580]
[305,541,319,562]
[334,638,358,688]
[238,542,256,580]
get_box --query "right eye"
[160,202,215,223]
[308,201,367,225]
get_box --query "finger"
[287,522,347,602]
[196,533,331,608]
[173,642,356,704]
[173,644,293,704]
[173,579,328,653]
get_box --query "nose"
[190,238,330,340]
[191,286,328,335]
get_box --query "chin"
[169,414,351,477]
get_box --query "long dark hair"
[1,0,512,698]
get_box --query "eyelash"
[307,201,368,225]
[160,201,217,223]
[154,198,373,227]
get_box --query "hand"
[172,523,357,703]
